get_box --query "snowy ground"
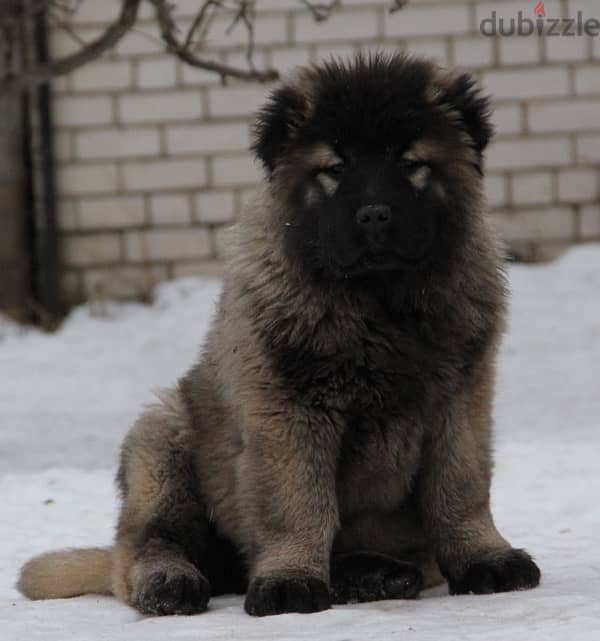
[1,245,599,640]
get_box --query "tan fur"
[18,548,112,600]
[404,137,477,168]
[408,165,431,190]
[111,388,198,605]
[316,171,339,195]
[304,143,342,169]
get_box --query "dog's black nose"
[355,205,392,233]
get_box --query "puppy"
[19,54,540,616]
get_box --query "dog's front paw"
[244,575,331,616]
[449,548,541,595]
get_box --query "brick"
[545,34,588,62]
[558,169,598,202]
[54,131,72,162]
[166,123,250,155]
[123,159,207,191]
[173,261,223,279]
[498,36,541,66]
[403,39,449,64]
[71,60,132,92]
[253,16,289,46]
[492,104,523,135]
[62,233,121,266]
[256,0,297,9]
[69,0,124,24]
[195,191,236,223]
[511,171,554,205]
[484,174,508,208]
[57,164,119,196]
[567,0,600,19]
[482,68,570,100]
[528,100,600,133]
[136,57,177,89]
[150,194,192,226]
[116,26,163,56]
[452,37,494,69]
[187,14,277,48]
[79,196,146,229]
[580,204,600,238]
[224,50,270,76]
[270,47,313,72]
[295,9,378,42]
[76,128,160,159]
[54,96,113,127]
[314,44,357,64]
[212,154,261,187]
[125,228,211,261]
[118,91,203,124]
[167,0,215,17]
[82,266,169,300]
[575,66,600,95]
[385,5,471,37]
[181,64,223,87]
[56,200,79,231]
[487,137,572,170]
[492,207,576,242]
[208,85,269,118]
[577,134,600,162]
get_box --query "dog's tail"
[18,548,113,600]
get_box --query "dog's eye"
[398,159,429,173]
[321,162,345,177]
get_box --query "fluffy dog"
[19,54,540,617]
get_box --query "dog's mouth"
[339,248,431,277]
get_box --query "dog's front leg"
[239,386,342,616]
[418,354,541,595]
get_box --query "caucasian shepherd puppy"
[19,54,540,616]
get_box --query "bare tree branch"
[184,0,222,49]
[1,0,141,92]
[300,0,341,22]
[0,0,409,94]
[150,0,278,84]
[389,0,409,13]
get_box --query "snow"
[1,245,600,640]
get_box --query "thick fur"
[18,54,540,616]
[18,548,112,599]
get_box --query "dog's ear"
[252,85,307,175]
[439,72,494,156]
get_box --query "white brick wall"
[49,0,600,303]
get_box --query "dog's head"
[252,53,493,281]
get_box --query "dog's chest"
[336,411,424,516]
[307,325,437,516]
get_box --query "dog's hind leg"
[112,388,242,615]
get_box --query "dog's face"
[253,54,493,281]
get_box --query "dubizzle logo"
[480,2,600,36]
[534,1,546,18]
